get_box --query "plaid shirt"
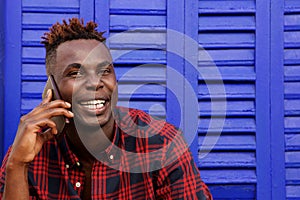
[0,107,212,200]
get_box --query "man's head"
[41,18,118,130]
[41,18,106,75]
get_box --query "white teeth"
[80,100,106,109]
[81,100,105,105]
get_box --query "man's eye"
[68,70,83,77]
[99,68,110,75]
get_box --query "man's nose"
[85,73,104,90]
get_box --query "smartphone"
[42,75,66,134]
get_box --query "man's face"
[53,39,118,128]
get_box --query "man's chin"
[73,115,111,129]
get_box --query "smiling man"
[0,18,212,199]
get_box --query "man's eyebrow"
[66,63,82,69]
[97,61,111,68]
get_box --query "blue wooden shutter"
[0,0,4,160]
[2,0,300,199]
[197,0,257,199]
[284,0,300,199]
[3,0,92,152]
[95,0,167,118]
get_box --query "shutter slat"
[198,66,255,81]
[199,152,256,167]
[199,16,255,31]
[109,32,166,49]
[199,100,255,116]
[199,0,255,14]
[110,0,165,10]
[200,169,256,184]
[198,83,255,99]
[208,185,255,199]
[23,13,79,25]
[110,15,166,30]
[199,33,255,48]
[199,118,256,133]
[199,135,256,150]
[22,0,79,7]
[286,134,300,150]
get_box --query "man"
[0,18,212,199]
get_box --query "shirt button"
[75,182,81,188]
[76,162,81,167]
[65,164,70,169]
[109,155,114,160]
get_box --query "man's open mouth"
[80,100,107,110]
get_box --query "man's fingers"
[29,99,72,117]
[41,89,52,104]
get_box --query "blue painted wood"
[22,13,80,25]
[166,0,184,138]
[199,152,256,168]
[285,66,300,82]
[198,66,256,81]
[286,168,300,184]
[108,32,166,49]
[208,185,255,199]
[80,0,94,22]
[284,14,300,27]
[285,49,300,65]
[198,32,255,49]
[114,64,166,82]
[4,0,22,154]
[184,0,200,166]
[285,134,300,150]
[199,100,255,116]
[110,0,165,11]
[22,7,78,14]
[199,135,256,151]
[200,169,256,184]
[112,50,166,64]
[199,118,256,133]
[199,0,255,14]
[198,49,255,66]
[0,1,4,160]
[22,0,79,7]
[285,82,300,99]
[3,0,299,198]
[198,82,255,99]
[284,32,300,48]
[285,151,300,167]
[270,0,286,199]
[95,0,110,39]
[256,0,272,198]
[110,15,166,31]
[286,185,300,199]
[285,0,300,13]
[198,1,257,197]
[199,16,255,31]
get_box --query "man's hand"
[7,89,74,166]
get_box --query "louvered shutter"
[3,0,93,151]
[2,0,300,199]
[284,0,300,199]
[197,1,256,199]
[95,0,167,118]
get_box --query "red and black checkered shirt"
[0,107,212,199]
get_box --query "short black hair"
[41,18,106,75]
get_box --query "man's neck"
[65,119,115,164]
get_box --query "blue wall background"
[1,0,300,199]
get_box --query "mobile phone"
[42,75,66,134]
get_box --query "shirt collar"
[58,121,121,168]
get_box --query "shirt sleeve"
[153,131,213,200]
[0,147,38,200]
[0,146,12,199]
